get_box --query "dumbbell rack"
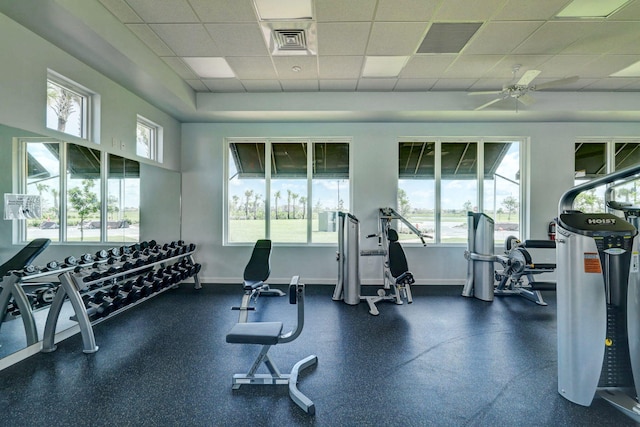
[0,260,75,348]
[41,243,201,354]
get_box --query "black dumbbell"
[63,256,78,267]
[95,249,109,260]
[93,290,125,311]
[23,264,40,275]
[110,284,140,304]
[33,286,57,305]
[82,294,112,318]
[79,253,94,264]
[83,271,103,283]
[108,247,121,258]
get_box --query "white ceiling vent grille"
[260,21,317,56]
[273,29,307,51]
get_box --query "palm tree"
[253,193,262,220]
[47,82,81,133]
[244,189,254,219]
[299,196,307,219]
[273,190,281,219]
[287,189,292,219]
[291,193,299,219]
[231,195,239,218]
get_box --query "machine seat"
[226,321,283,345]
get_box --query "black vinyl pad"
[226,321,283,345]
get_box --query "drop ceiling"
[1,0,640,122]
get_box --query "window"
[226,138,350,244]
[137,116,161,161]
[399,138,522,244]
[24,140,61,242]
[107,155,140,242]
[574,139,640,212]
[46,72,91,140]
[19,140,140,243]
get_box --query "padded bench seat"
[226,321,283,345]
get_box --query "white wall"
[182,121,640,286]
[0,13,184,264]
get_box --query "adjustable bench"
[226,275,318,414]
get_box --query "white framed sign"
[4,194,42,220]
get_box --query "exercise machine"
[494,236,556,305]
[556,164,640,422]
[226,276,317,414]
[0,239,52,345]
[333,211,415,315]
[463,212,556,305]
[232,239,285,323]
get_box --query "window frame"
[46,70,95,141]
[398,137,526,246]
[17,139,140,244]
[136,115,162,162]
[224,137,351,246]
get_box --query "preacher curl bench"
[226,276,318,414]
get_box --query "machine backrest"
[0,238,51,279]
[243,239,271,282]
[387,229,409,278]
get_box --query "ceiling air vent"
[417,22,482,54]
[260,21,317,56]
[273,29,307,51]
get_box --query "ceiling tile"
[367,22,429,55]
[491,55,554,78]
[357,78,398,91]
[445,55,505,78]
[400,55,457,78]
[431,78,477,90]
[562,22,640,55]
[227,56,277,79]
[150,24,222,56]
[464,22,545,55]
[375,0,441,21]
[273,56,318,79]
[318,56,363,79]
[468,77,514,91]
[494,0,570,20]
[582,78,640,91]
[434,0,507,21]
[185,79,209,91]
[317,22,371,55]
[281,80,319,91]
[126,24,175,56]
[582,55,640,78]
[319,79,358,91]
[202,78,246,92]
[315,0,377,22]
[189,0,257,22]
[161,56,198,79]
[98,0,143,23]
[609,0,640,20]
[535,55,600,78]
[125,0,198,23]
[204,23,267,56]
[513,21,600,55]
[394,78,437,91]
[241,80,282,91]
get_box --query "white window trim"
[46,69,97,143]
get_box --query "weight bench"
[362,229,415,316]
[232,239,285,322]
[495,237,556,305]
[226,275,318,414]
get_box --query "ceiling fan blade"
[474,97,504,111]
[468,90,504,96]
[534,75,579,90]
[516,69,541,86]
[517,93,536,106]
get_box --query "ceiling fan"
[469,65,579,111]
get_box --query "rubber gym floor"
[0,284,636,426]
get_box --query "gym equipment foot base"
[597,389,640,423]
[232,354,318,414]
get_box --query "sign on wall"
[3,194,41,220]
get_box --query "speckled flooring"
[0,284,636,426]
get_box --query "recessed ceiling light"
[556,0,631,18]
[253,0,313,21]
[362,56,409,78]
[183,57,235,78]
[610,60,640,77]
